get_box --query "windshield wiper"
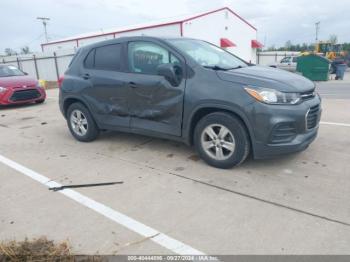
[203,65,244,71]
[204,65,229,71]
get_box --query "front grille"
[270,123,297,143]
[306,104,320,129]
[300,90,315,101]
[10,89,41,102]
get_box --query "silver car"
[276,56,298,72]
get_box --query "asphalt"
[0,79,350,255]
[316,71,350,99]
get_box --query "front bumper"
[0,87,46,105]
[246,95,322,159]
[253,127,318,158]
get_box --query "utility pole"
[315,21,320,42]
[37,17,50,43]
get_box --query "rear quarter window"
[84,49,95,69]
[68,49,81,68]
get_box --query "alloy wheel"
[70,109,88,136]
[200,124,235,161]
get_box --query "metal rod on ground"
[49,181,124,192]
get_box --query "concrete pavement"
[0,88,350,255]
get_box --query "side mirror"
[157,63,182,87]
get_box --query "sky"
[1,0,350,53]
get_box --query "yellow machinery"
[315,41,344,60]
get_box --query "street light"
[315,21,320,42]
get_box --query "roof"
[42,7,256,47]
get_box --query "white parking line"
[0,154,205,255]
[320,121,350,127]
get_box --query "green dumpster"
[296,54,330,81]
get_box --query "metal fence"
[0,50,302,83]
[1,49,75,82]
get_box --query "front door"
[126,41,185,136]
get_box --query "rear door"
[82,43,131,128]
[126,41,185,136]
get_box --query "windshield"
[168,39,248,70]
[0,65,25,77]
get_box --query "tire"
[194,112,250,169]
[66,102,99,142]
[35,99,45,104]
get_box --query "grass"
[0,236,102,261]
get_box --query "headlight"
[244,87,301,105]
[37,80,46,89]
[0,87,7,93]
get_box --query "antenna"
[37,17,50,43]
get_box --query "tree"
[20,46,31,54]
[4,48,17,56]
[285,40,292,50]
[329,34,338,45]
[301,43,308,51]
[267,45,276,51]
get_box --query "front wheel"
[67,102,99,142]
[194,112,250,169]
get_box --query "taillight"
[58,76,64,88]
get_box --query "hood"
[217,65,315,92]
[0,75,38,88]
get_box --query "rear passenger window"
[94,44,121,71]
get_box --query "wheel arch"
[63,96,92,118]
[186,104,254,149]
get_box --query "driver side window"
[128,41,179,75]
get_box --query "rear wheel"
[67,102,99,142]
[194,112,250,169]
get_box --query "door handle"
[82,73,90,80]
[129,81,138,88]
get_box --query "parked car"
[271,56,298,72]
[59,37,321,169]
[0,65,46,106]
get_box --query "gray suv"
[59,36,321,169]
